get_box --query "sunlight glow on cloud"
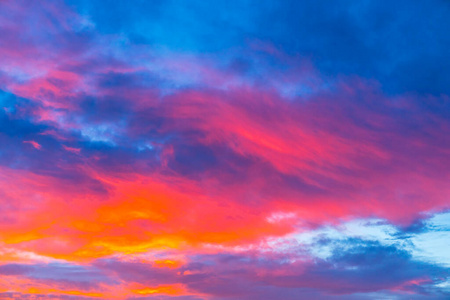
[0,0,449,299]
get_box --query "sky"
[0,0,449,299]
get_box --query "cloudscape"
[0,1,449,299]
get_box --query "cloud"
[0,1,448,299]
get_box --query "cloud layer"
[0,1,449,299]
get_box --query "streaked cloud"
[0,0,448,299]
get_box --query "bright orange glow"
[132,284,187,296]
[154,259,183,269]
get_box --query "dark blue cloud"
[0,293,95,300]
[94,258,180,285]
[93,238,449,299]
[0,263,31,276]
[0,262,115,290]
[67,0,450,95]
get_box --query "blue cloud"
[67,0,450,95]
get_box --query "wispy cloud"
[0,0,448,299]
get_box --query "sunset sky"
[0,0,449,299]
